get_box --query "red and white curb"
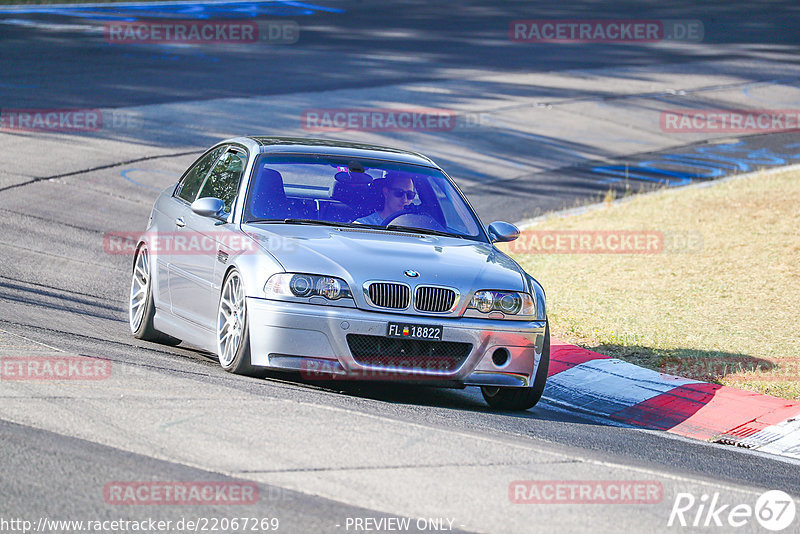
[544,339,800,460]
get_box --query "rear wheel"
[129,245,180,345]
[481,320,550,410]
[217,269,266,377]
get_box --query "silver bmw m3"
[129,137,549,410]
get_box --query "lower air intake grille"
[346,334,471,372]
[366,282,410,309]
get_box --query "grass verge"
[501,168,800,399]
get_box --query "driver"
[355,172,416,225]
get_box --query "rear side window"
[176,146,226,202]
[198,149,247,213]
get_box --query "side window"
[176,146,226,203]
[197,149,247,213]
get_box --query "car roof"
[241,136,439,168]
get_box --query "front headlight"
[466,290,536,319]
[264,273,353,302]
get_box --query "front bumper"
[246,297,547,387]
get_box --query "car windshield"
[243,154,486,241]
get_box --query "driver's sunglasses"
[390,188,416,200]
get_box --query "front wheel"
[481,320,550,411]
[217,269,265,377]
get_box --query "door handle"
[175,217,186,228]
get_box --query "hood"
[244,223,525,301]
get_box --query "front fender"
[524,273,547,321]
[223,231,285,298]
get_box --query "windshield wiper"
[247,219,376,228]
[247,219,350,226]
[385,224,465,239]
[283,218,359,227]
[247,218,466,239]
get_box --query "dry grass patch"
[502,169,800,399]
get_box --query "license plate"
[387,322,443,341]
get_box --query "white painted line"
[0,327,66,353]
[748,416,800,459]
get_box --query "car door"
[157,145,226,312]
[169,146,248,329]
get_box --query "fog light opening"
[491,347,510,367]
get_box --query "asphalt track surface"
[1,1,800,533]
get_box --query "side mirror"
[487,221,520,243]
[191,197,226,219]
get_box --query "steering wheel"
[381,205,446,232]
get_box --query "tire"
[129,245,181,345]
[216,269,266,377]
[481,320,550,411]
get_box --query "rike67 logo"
[668,490,796,531]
